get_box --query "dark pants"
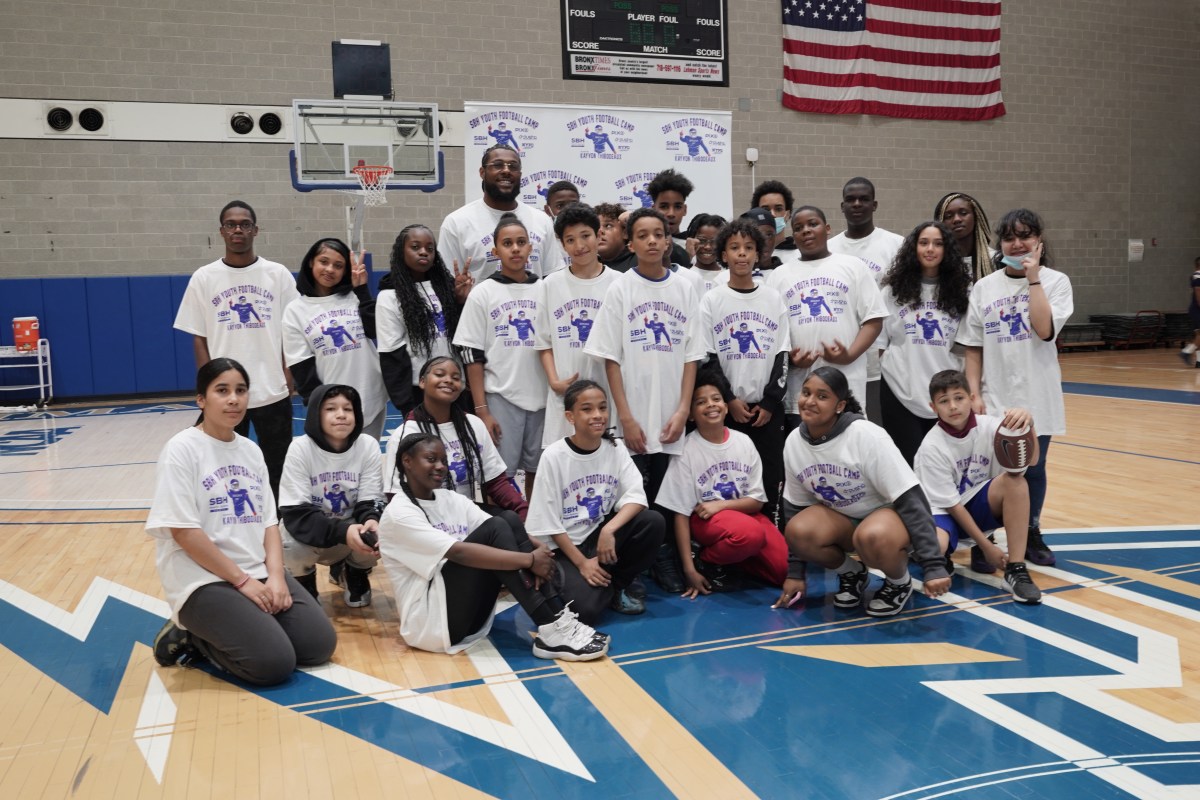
[554,509,665,624]
[729,412,786,523]
[179,572,337,686]
[440,515,563,646]
[879,377,938,467]
[1027,435,1052,526]
[235,396,294,502]
[865,379,882,425]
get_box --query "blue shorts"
[932,480,1001,555]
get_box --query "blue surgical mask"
[775,217,786,235]
[1000,253,1026,270]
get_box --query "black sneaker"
[342,565,373,608]
[694,555,743,593]
[865,580,915,617]
[1025,525,1055,566]
[833,566,869,608]
[970,535,997,574]
[532,605,610,661]
[625,576,647,600]
[609,588,646,615]
[1004,562,1042,604]
[295,571,319,599]
[650,544,685,594]
[153,620,203,667]
[328,559,345,587]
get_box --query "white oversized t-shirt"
[282,293,386,425]
[656,429,767,516]
[525,438,647,546]
[766,254,887,413]
[378,489,493,654]
[375,284,454,383]
[584,268,707,455]
[278,433,384,530]
[145,427,276,624]
[454,276,548,412]
[535,266,619,445]
[830,228,903,383]
[699,284,790,404]
[914,414,1004,515]
[438,199,562,282]
[382,416,508,497]
[174,258,299,408]
[876,282,964,418]
[782,419,917,519]
[956,268,1073,435]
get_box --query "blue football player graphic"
[999,305,1029,336]
[229,295,261,324]
[487,121,521,153]
[320,318,356,348]
[957,465,975,495]
[508,310,535,340]
[324,482,349,515]
[679,128,710,157]
[632,183,653,208]
[226,478,257,516]
[916,311,944,341]
[801,289,834,318]
[536,183,550,200]
[570,309,593,342]
[713,473,740,500]
[810,476,847,503]
[729,322,761,354]
[576,487,605,520]
[585,124,616,154]
[644,313,672,348]
[447,449,468,484]
[432,303,446,334]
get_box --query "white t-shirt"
[914,414,1004,515]
[766,254,888,413]
[282,294,386,425]
[525,438,647,546]
[956,268,1073,435]
[829,228,902,383]
[174,258,299,408]
[699,284,790,404]
[145,427,276,624]
[437,199,562,282]
[876,282,964,418]
[535,266,620,445]
[584,268,707,455]
[687,264,727,295]
[382,416,507,497]
[378,489,494,654]
[782,419,917,518]
[656,429,767,515]
[375,284,453,382]
[453,277,548,412]
[278,433,384,527]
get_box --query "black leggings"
[554,509,665,624]
[441,515,564,646]
[879,376,937,467]
[729,412,786,523]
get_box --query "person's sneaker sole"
[531,636,609,662]
[344,589,372,608]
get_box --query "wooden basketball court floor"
[0,349,1197,799]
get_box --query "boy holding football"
[914,370,1042,604]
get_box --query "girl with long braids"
[376,224,473,417]
[378,432,609,660]
[933,192,994,282]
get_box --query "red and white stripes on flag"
[781,0,1005,121]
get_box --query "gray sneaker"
[834,567,869,608]
[1004,563,1042,604]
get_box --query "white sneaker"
[532,604,610,661]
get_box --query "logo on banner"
[613,171,659,209]
[521,169,590,206]
[566,113,636,160]
[468,110,542,155]
[662,117,727,162]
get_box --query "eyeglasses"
[484,160,521,172]
[221,220,257,231]
[695,238,716,246]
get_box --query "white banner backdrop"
[462,102,733,230]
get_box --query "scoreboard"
[561,0,729,86]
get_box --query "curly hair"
[387,224,460,361]
[881,221,970,317]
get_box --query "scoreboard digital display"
[562,1,729,86]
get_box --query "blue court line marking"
[1056,441,1200,466]
[0,521,145,525]
[0,460,157,476]
[1063,381,1200,405]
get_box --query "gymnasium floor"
[0,349,1197,799]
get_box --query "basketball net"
[351,164,392,206]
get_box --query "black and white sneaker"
[342,565,373,608]
[833,566,869,608]
[865,580,915,617]
[1004,562,1042,604]
[153,620,204,667]
[328,559,345,588]
[532,605,610,662]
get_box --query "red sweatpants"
[689,510,788,586]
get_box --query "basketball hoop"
[351,164,393,206]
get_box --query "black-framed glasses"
[221,220,257,231]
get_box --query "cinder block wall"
[2,0,1198,318]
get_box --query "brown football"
[994,424,1038,473]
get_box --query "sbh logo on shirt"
[982,294,1032,344]
[491,299,538,347]
[897,303,955,347]
[566,113,635,159]
[202,466,265,525]
[305,308,363,356]
[696,461,754,501]
[467,110,541,154]
[560,474,618,521]
[309,470,360,516]
[628,301,686,352]
[213,285,274,331]
[552,297,603,348]
[783,278,849,325]
[715,311,779,361]
[794,463,865,509]
[661,116,727,163]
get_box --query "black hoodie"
[279,384,382,548]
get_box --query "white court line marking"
[133,671,176,783]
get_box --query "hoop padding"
[352,165,393,206]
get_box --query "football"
[994,424,1038,473]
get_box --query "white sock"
[1184,344,1197,354]
[886,572,912,587]
[836,556,865,575]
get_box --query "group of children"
[153,156,1074,684]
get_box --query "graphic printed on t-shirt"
[714,310,782,362]
[794,462,867,510]
[896,302,958,347]
[697,459,756,502]
[561,472,619,524]
[203,464,266,525]
[303,306,366,357]
[491,298,540,348]
[981,292,1034,344]
[309,469,361,516]
[629,299,688,352]
[214,285,276,331]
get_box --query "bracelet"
[233,573,251,590]
[1028,281,1042,286]
[475,404,488,410]
[528,552,536,569]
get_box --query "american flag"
[781,0,1005,121]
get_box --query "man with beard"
[438,145,562,283]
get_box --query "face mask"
[775,217,786,235]
[1000,253,1026,270]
